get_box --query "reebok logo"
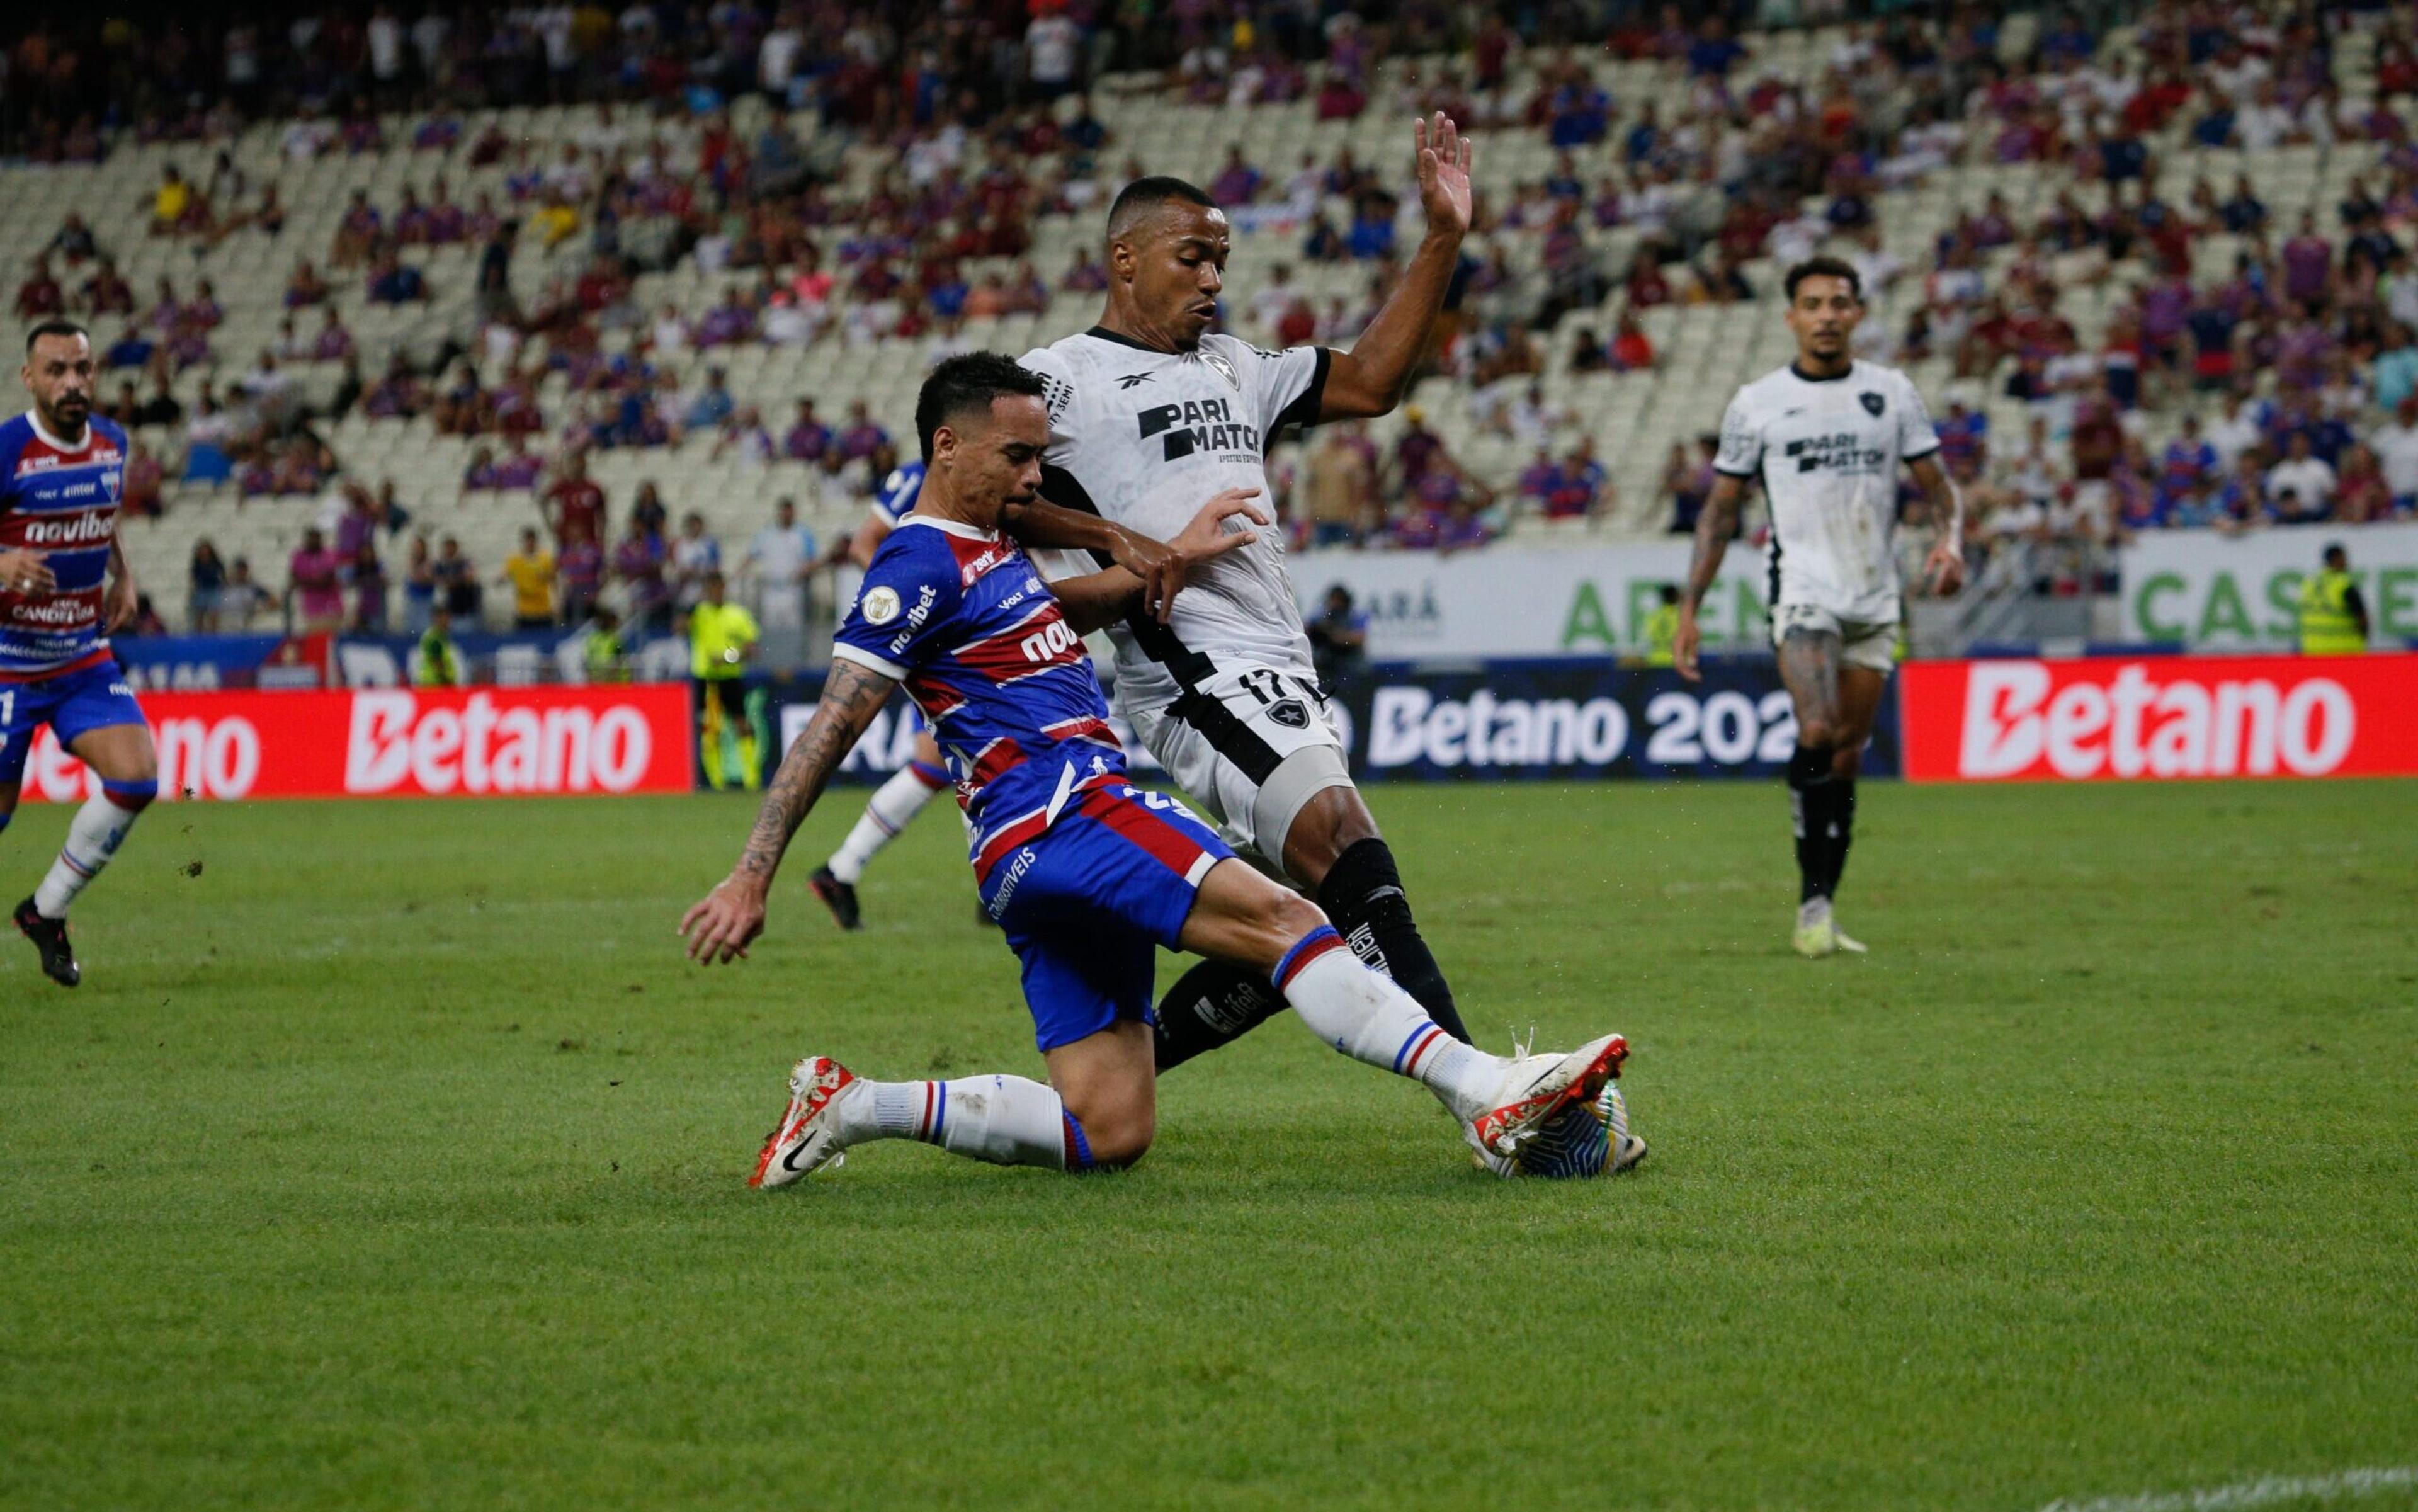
[1116,372,1154,389]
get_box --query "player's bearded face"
[23,335,95,433]
[1785,277,1862,360]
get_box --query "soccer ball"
[1516,1091,1615,1179]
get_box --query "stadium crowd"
[6,0,2418,635]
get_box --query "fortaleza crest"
[1859,391,1886,417]
[1199,348,1240,391]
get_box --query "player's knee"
[1065,1096,1154,1170]
[1831,742,1865,780]
[1795,717,1841,751]
[1264,890,1329,951]
[1280,783,1378,884]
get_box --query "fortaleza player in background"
[1674,257,1965,958]
[1,319,160,987]
[805,455,952,929]
[681,356,1633,1185]
[1014,117,1631,1178]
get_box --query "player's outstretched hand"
[1924,537,1967,598]
[1672,609,1703,683]
[1142,487,1268,623]
[0,548,57,598]
[1413,111,1473,238]
[681,874,768,965]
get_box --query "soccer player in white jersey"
[1674,257,1966,958]
[1016,117,1640,1177]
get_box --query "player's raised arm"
[1048,487,1268,633]
[1320,113,1473,420]
[1675,473,1750,682]
[682,657,897,963]
[1907,454,1967,597]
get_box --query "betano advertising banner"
[2117,523,2418,649]
[1289,543,1773,660]
[15,685,694,802]
[785,658,1887,783]
[1899,652,2418,781]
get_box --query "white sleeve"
[1236,339,1332,440]
[1897,372,1942,462]
[1017,345,1079,451]
[1713,390,1764,479]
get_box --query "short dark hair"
[1783,256,1862,304]
[1106,176,1220,242]
[916,352,1046,462]
[25,318,89,356]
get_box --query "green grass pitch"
[3,780,2415,1511]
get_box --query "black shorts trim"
[1167,687,1284,786]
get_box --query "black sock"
[1316,838,1471,1043]
[1788,743,1837,905]
[1152,957,1286,1072]
[1825,777,1858,897]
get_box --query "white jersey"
[1714,359,1939,624]
[1018,328,1329,710]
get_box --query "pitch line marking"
[2040,1465,2418,1512]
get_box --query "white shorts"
[1123,662,1354,858]
[1771,601,1900,674]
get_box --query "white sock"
[832,1074,1084,1170]
[1272,926,1502,1122]
[827,764,948,884]
[33,790,149,919]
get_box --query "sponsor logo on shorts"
[988,846,1039,917]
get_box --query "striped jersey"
[832,515,1125,870]
[0,411,129,681]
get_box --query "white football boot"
[750,1055,862,1189]
[1470,1030,1647,1179]
[1465,1033,1629,1160]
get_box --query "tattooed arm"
[679,657,899,963]
[1673,472,1749,683]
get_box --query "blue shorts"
[1,660,146,789]
[975,782,1235,1053]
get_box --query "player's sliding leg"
[1283,787,1472,1045]
[1178,856,1624,1158]
[752,1028,1149,1188]
[809,730,950,931]
[11,723,160,989]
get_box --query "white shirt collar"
[900,514,999,542]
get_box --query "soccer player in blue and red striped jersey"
[682,355,1630,1184]
[2,320,161,987]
